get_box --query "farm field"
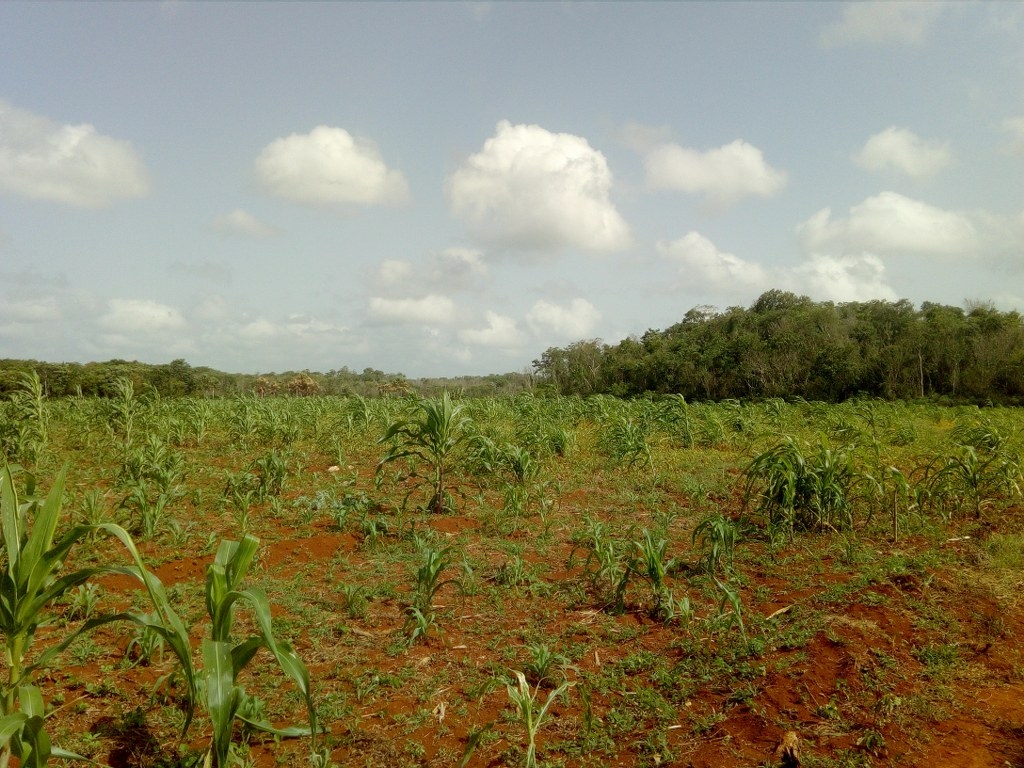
[3,381,1024,767]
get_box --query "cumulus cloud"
[1000,116,1024,156]
[210,209,280,237]
[373,248,488,295]
[94,299,191,355]
[659,231,898,304]
[426,248,488,290]
[98,299,186,334]
[797,192,978,258]
[457,311,524,347]
[376,259,415,287]
[255,126,409,207]
[0,100,149,207]
[367,295,457,325]
[855,127,951,178]
[820,2,945,48]
[657,232,770,291]
[446,121,630,252]
[526,298,601,339]
[0,296,61,324]
[645,140,787,207]
[793,254,898,302]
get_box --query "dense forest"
[532,291,1024,404]
[3,290,1022,404]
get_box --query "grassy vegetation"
[1,386,1023,766]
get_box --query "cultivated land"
[3,385,1024,767]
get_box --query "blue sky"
[1,2,1022,376]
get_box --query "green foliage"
[404,544,462,645]
[0,465,195,767]
[505,670,571,768]
[200,535,317,767]
[0,373,47,466]
[378,392,472,515]
[532,292,1024,403]
[743,437,859,540]
[693,513,743,575]
[926,428,1022,519]
[569,517,631,613]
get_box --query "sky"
[1,2,1023,377]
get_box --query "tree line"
[531,290,1024,404]
[0,358,534,400]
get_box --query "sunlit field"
[3,378,1024,767]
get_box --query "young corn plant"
[506,670,570,768]
[742,436,858,541]
[569,518,631,614]
[629,529,676,620]
[0,465,195,768]
[927,442,1022,521]
[2,373,48,466]
[405,545,462,646]
[602,415,654,472]
[377,392,472,515]
[522,644,574,688]
[693,513,743,576]
[201,535,317,767]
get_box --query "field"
[3,382,1024,767]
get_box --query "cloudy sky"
[1,2,1023,377]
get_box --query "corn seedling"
[522,644,574,688]
[693,513,742,575]
[630,529,676,619]
[378,392,472,515]
[927,443,1022,520]
[506,670,570,768]
[568,518,630,613]
[602,415,653,471]
[0,465,195,768]
[65,583,101,622]
[251,450,289,502]
[2,373,47,465]
[713,577,746,641]
[200,535,317,767]
[404,545,462,645]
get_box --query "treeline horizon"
[532,290,1024,404]
[0,358,534,400]
[3,290,1023,405]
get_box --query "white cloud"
[618,121,673,153]
[376,259,415,286]
[446,121,630,252]
[657,232,770,291]
[660,231,898,304]
[0,100,149,207]
[210,209,280,237]
[820,2,945,48]
[457,311,524,347]
[98,299,186,334]
[373,248,488,295]
[93,298,191,356]
[645,140,787,207]
[796,192,978,258]
[426,248,488,290]
[0,297,61,324]
[855,127,951,178]
[793,254,898,302]
[255,126,409,207]
[367,295,457,325]
[1000,116,1024,156]
[526,298,601,339]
